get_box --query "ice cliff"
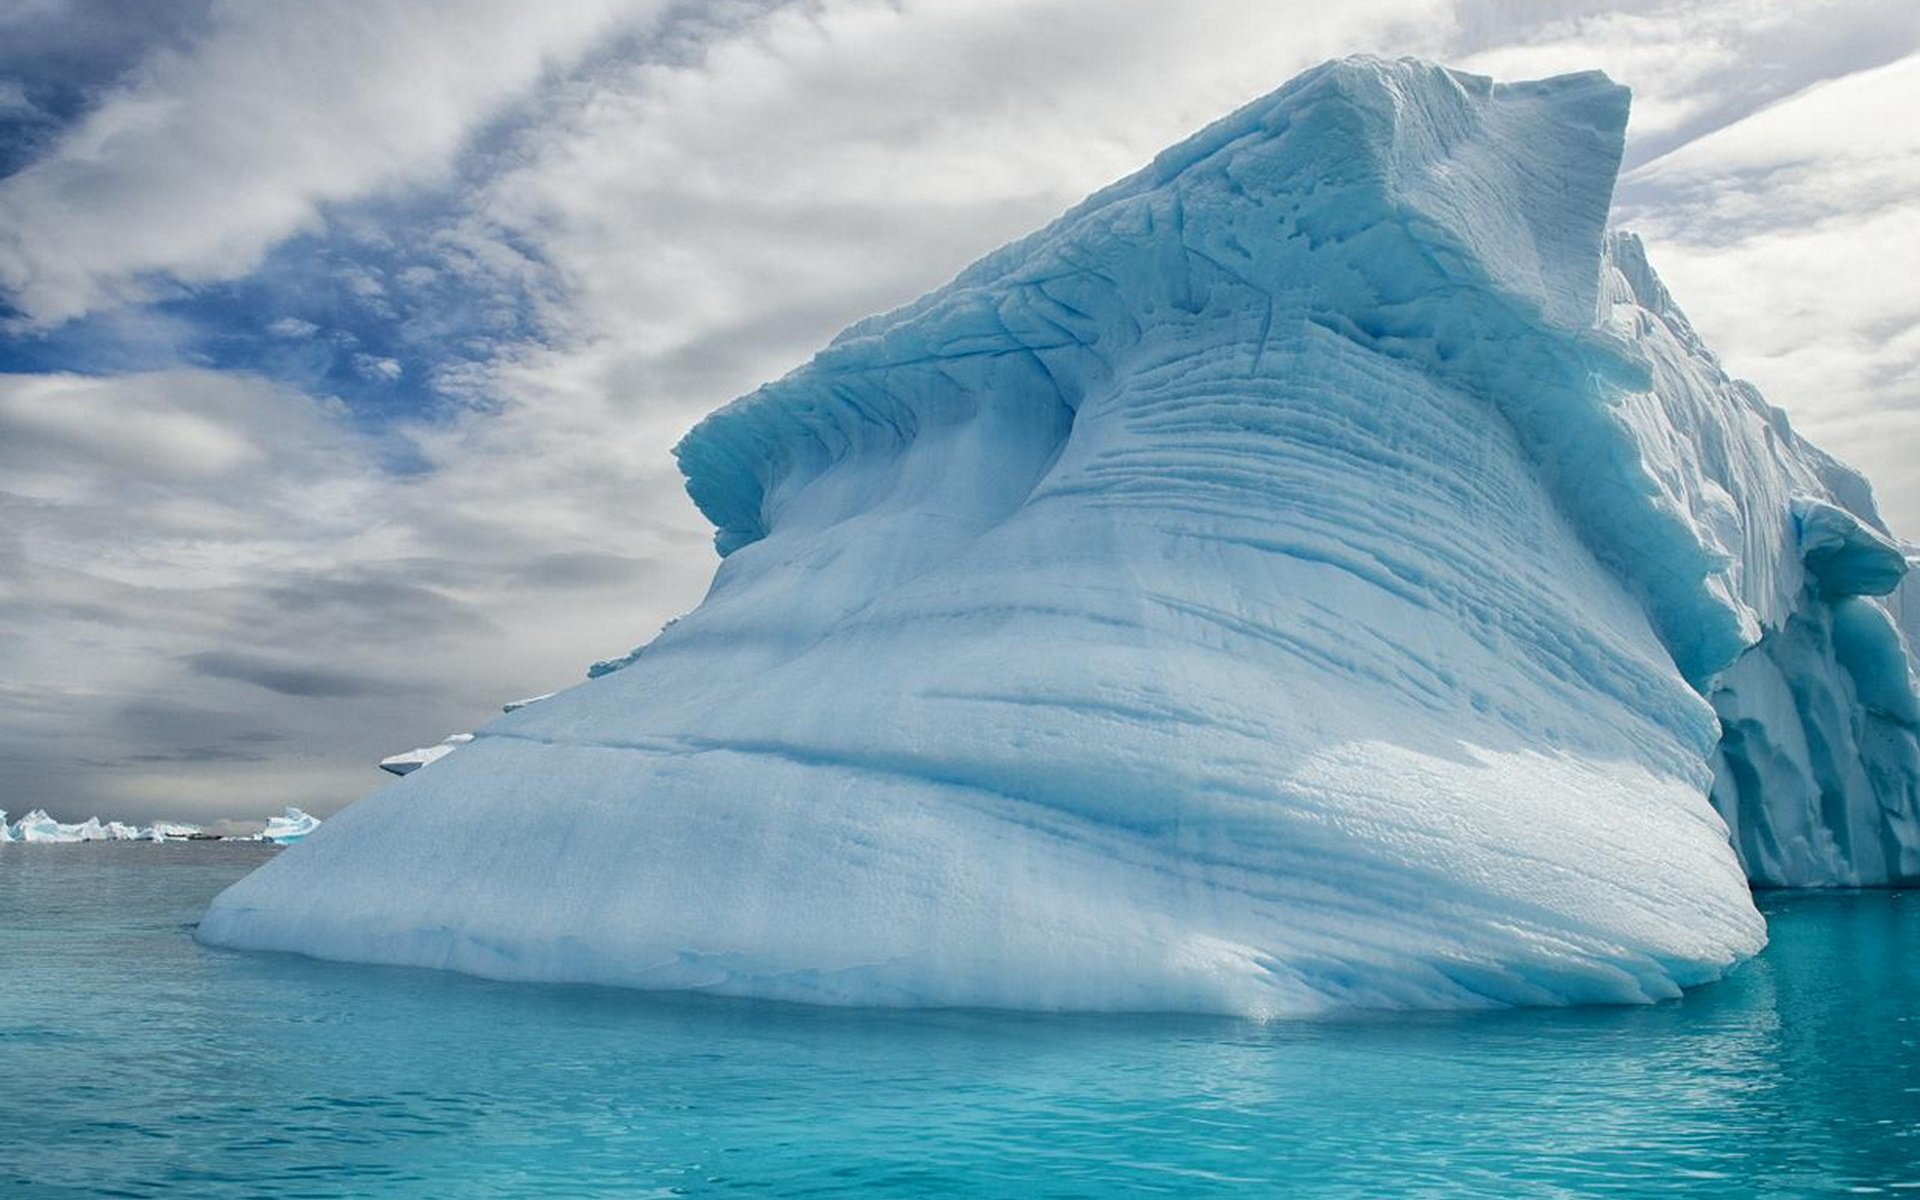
[198,58,1918,1016]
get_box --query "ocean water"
[1,843,1916,1198]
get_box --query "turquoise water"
[1,843,1916,1198]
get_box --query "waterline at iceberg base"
[198,57,1920,1017]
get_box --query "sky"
[1,0,1915,825]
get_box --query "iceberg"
[0,810,208,842]
[13,811,106,842]
[6,810,153,842]
[198,58,1917,1016]
[261,807,321,845]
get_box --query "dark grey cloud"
[182,650,405,699]
[510,551,659,590]
[242,571,500,647]
[118,744,278,765]
[107,696,282,748]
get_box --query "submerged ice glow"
[199,58,1920,1016]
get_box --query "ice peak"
[677,56,1630,560]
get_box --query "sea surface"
[1,842,1916,1198]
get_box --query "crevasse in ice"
[197,57,1918,1016]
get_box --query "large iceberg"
[198,58,1918,1016]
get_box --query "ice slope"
[199,57,1916,1015]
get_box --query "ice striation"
[198,58,1917,1016]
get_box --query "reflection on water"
[1,842,1915,1198]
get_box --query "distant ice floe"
[0,807,322,844]
[1,809,198,843]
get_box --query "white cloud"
[1616,50,1920,537]
[456,0,1464,455]
[0,372,267,483]
[352,353,403,381]
[0,367,715,822]
[1454,0,1920,163]
[265,316,320,339]
[0,0,670,326]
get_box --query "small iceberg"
[262,808,321,845]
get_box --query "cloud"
[0,0,670,326]
[266,317,319,340]
[1452,0,1920,164]
[182,650,405,699]
[353,353,403,381]
[0,79,32,117]
[0,0,214,176]
[1616,49,1920,537]
[0,371,270,480]
[0,365,715,822]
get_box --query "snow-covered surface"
[199,57,1917,1016]
[261,807,321,845]
[377,734,473,776]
